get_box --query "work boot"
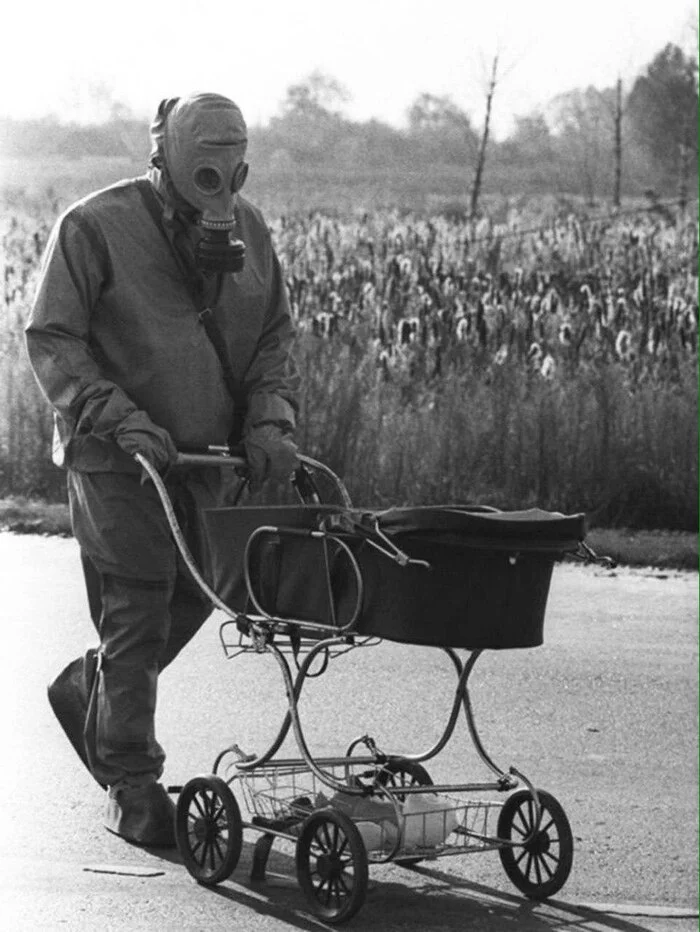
[104,782,177,847]
[47,651,105,789]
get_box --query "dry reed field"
[1,188,697,531]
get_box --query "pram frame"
[137,450,595,922]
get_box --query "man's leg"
[89,572,171,787]
[65,469,178,844]
[161,579,213,670]
[93,570,180,847]
[48,508,212,767]
[48,467,225,844]
[47,645,101,784]
[49,545,210,842]
[159,470,219,669]
[152,463,242,672]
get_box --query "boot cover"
[104,782,176,847]
[47,652,105,789]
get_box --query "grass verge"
[583,528,697,572]
[0,497,696,570]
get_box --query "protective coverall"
[26,94,300,845]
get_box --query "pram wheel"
[296,808,369,924]
[377,758,433,866]
[497,788,573,899]
[378,757,433,797]
[176,774,243,886]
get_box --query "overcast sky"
[2,0,695,138]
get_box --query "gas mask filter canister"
[158,94,249,273]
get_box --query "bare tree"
[468,45,524,219]
[470,53,498,220]
[612,78,623,207]
[595,77,625,208]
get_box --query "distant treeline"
[1,43,697,206]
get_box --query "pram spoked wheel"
[296,808,369,924]
[497,789,573,899]
[175,774,243,886]
[378,757,433,796]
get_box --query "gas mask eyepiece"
[192,161,249,197]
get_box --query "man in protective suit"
[25,93,300,847]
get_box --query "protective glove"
[114,410,178,474]
[243,423,300,491]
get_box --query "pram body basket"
[201,503,586,650]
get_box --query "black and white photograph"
[0,0,697,929]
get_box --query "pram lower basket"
[200,504,586,650]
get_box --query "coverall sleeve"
[242,242,301,433]
[25,208,144,449]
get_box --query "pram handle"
[172,445,353,508]
[134,451,354,624]
[175,443,245,468]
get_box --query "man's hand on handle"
[116,412,301,491]
[114,410,178,473]
[243,423,300,491]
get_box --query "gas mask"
[150,94,249,274]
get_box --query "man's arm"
[25,206,176,470]
[242,243,301,433]
[240,238,302,486]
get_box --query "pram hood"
[335,506,587,554]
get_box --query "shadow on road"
[138,837,666,932]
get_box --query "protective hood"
[149,93,248,229]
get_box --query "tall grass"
[1,194,697,529]
[296,332,697,527]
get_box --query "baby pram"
[139,449,609,925]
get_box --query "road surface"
[0,533,696,930]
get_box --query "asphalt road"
[0,532,696,931]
